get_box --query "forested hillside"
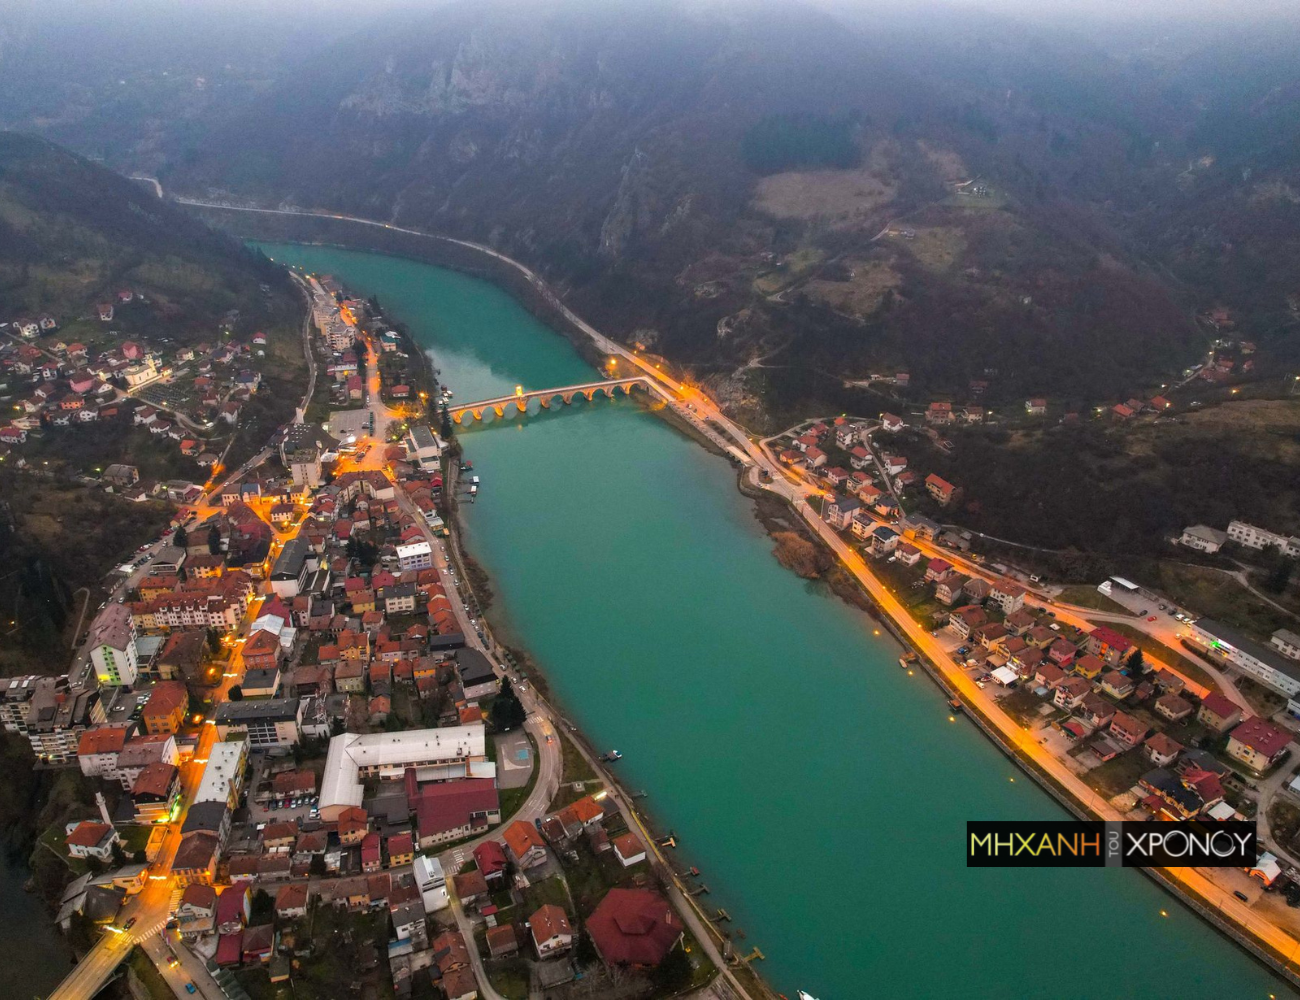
[1,1,1298,421]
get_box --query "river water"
[256,242,1293,999]
[0,855,74,998]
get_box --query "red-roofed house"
[473,840,508,884]
[1197,693,1243,734]
[502,820,546,869]
[925,474,958,506]
[528,903,574,958]
[1085,626,1137,667]
[587,889,684,969]
[1227,718,1293,771]
[65,821,119,861]
[361,832,382,873]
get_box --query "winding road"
[163,192,1300,991]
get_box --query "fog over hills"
[4,0,1297,420]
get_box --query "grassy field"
[753,247,826,295]
[1268,798,1300,855]
[1085,749,1151,798]
[485,957,530,999]
[1055,585,1135,616]
[1145,561,1292,639]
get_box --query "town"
[767,409,1300,920]
[7,280,714,1000]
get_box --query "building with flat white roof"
[193,739,248,810]
[319,726,486,822]
[397,541,433,572]
[405,425,441,465]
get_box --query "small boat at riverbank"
[797,992,821,1000]
[948,697,963,712]
[899,652,918,669]
[602,750,623,762]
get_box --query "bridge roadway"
[447,376,661,423]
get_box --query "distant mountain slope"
[0,131,294,337]
[14,2,1300,419]
[153,0,1211,417]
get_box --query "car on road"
[185,984,197,994]
[1234,890,1249,902]
[1147,615,1158,622]
[123,917,137,930]
[168,955,180,968]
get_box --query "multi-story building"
[87,605,138,688]
[989,582,1026,616]
[214,698,303,749]
[193,740,248,811]
[131,572,255,632]
[1226,520,1300,558]
[1189,618,1300,715]
[76,725,131,779]
[318,725,488,822]
[27,677,103,765]
[396,541,433,573]
[116,734,180,790]
[270,537,312,599]
[1178,525,1228,554]
[0,675,39,735]
[280,424,328,489]
[142,681,188,735]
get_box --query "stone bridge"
[448,377,660,424]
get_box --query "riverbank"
[440,462,775,1000]
[246,237,1298,999]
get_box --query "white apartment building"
[1227,520,1300,558]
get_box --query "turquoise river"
[256,242,1293,999]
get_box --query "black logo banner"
[967,821,1256,867]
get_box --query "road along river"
[255,242,1294,1000]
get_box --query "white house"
[613,832,647,868]
[990,582,1026,615]
[65,821,119,861]
[1178,525,1228,553]
[528,904,574,959]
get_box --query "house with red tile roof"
[1109,711,1148,748]
[528,903,573,958]
[1145,731,1184,767]
[1197,692,1243,734]
[587,889,684,969]
[473,840,508,884]
[502,819,546,869]
[1227,717,1292,771]
[65,821,119,861]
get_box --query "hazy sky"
[4,0,1298,31]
